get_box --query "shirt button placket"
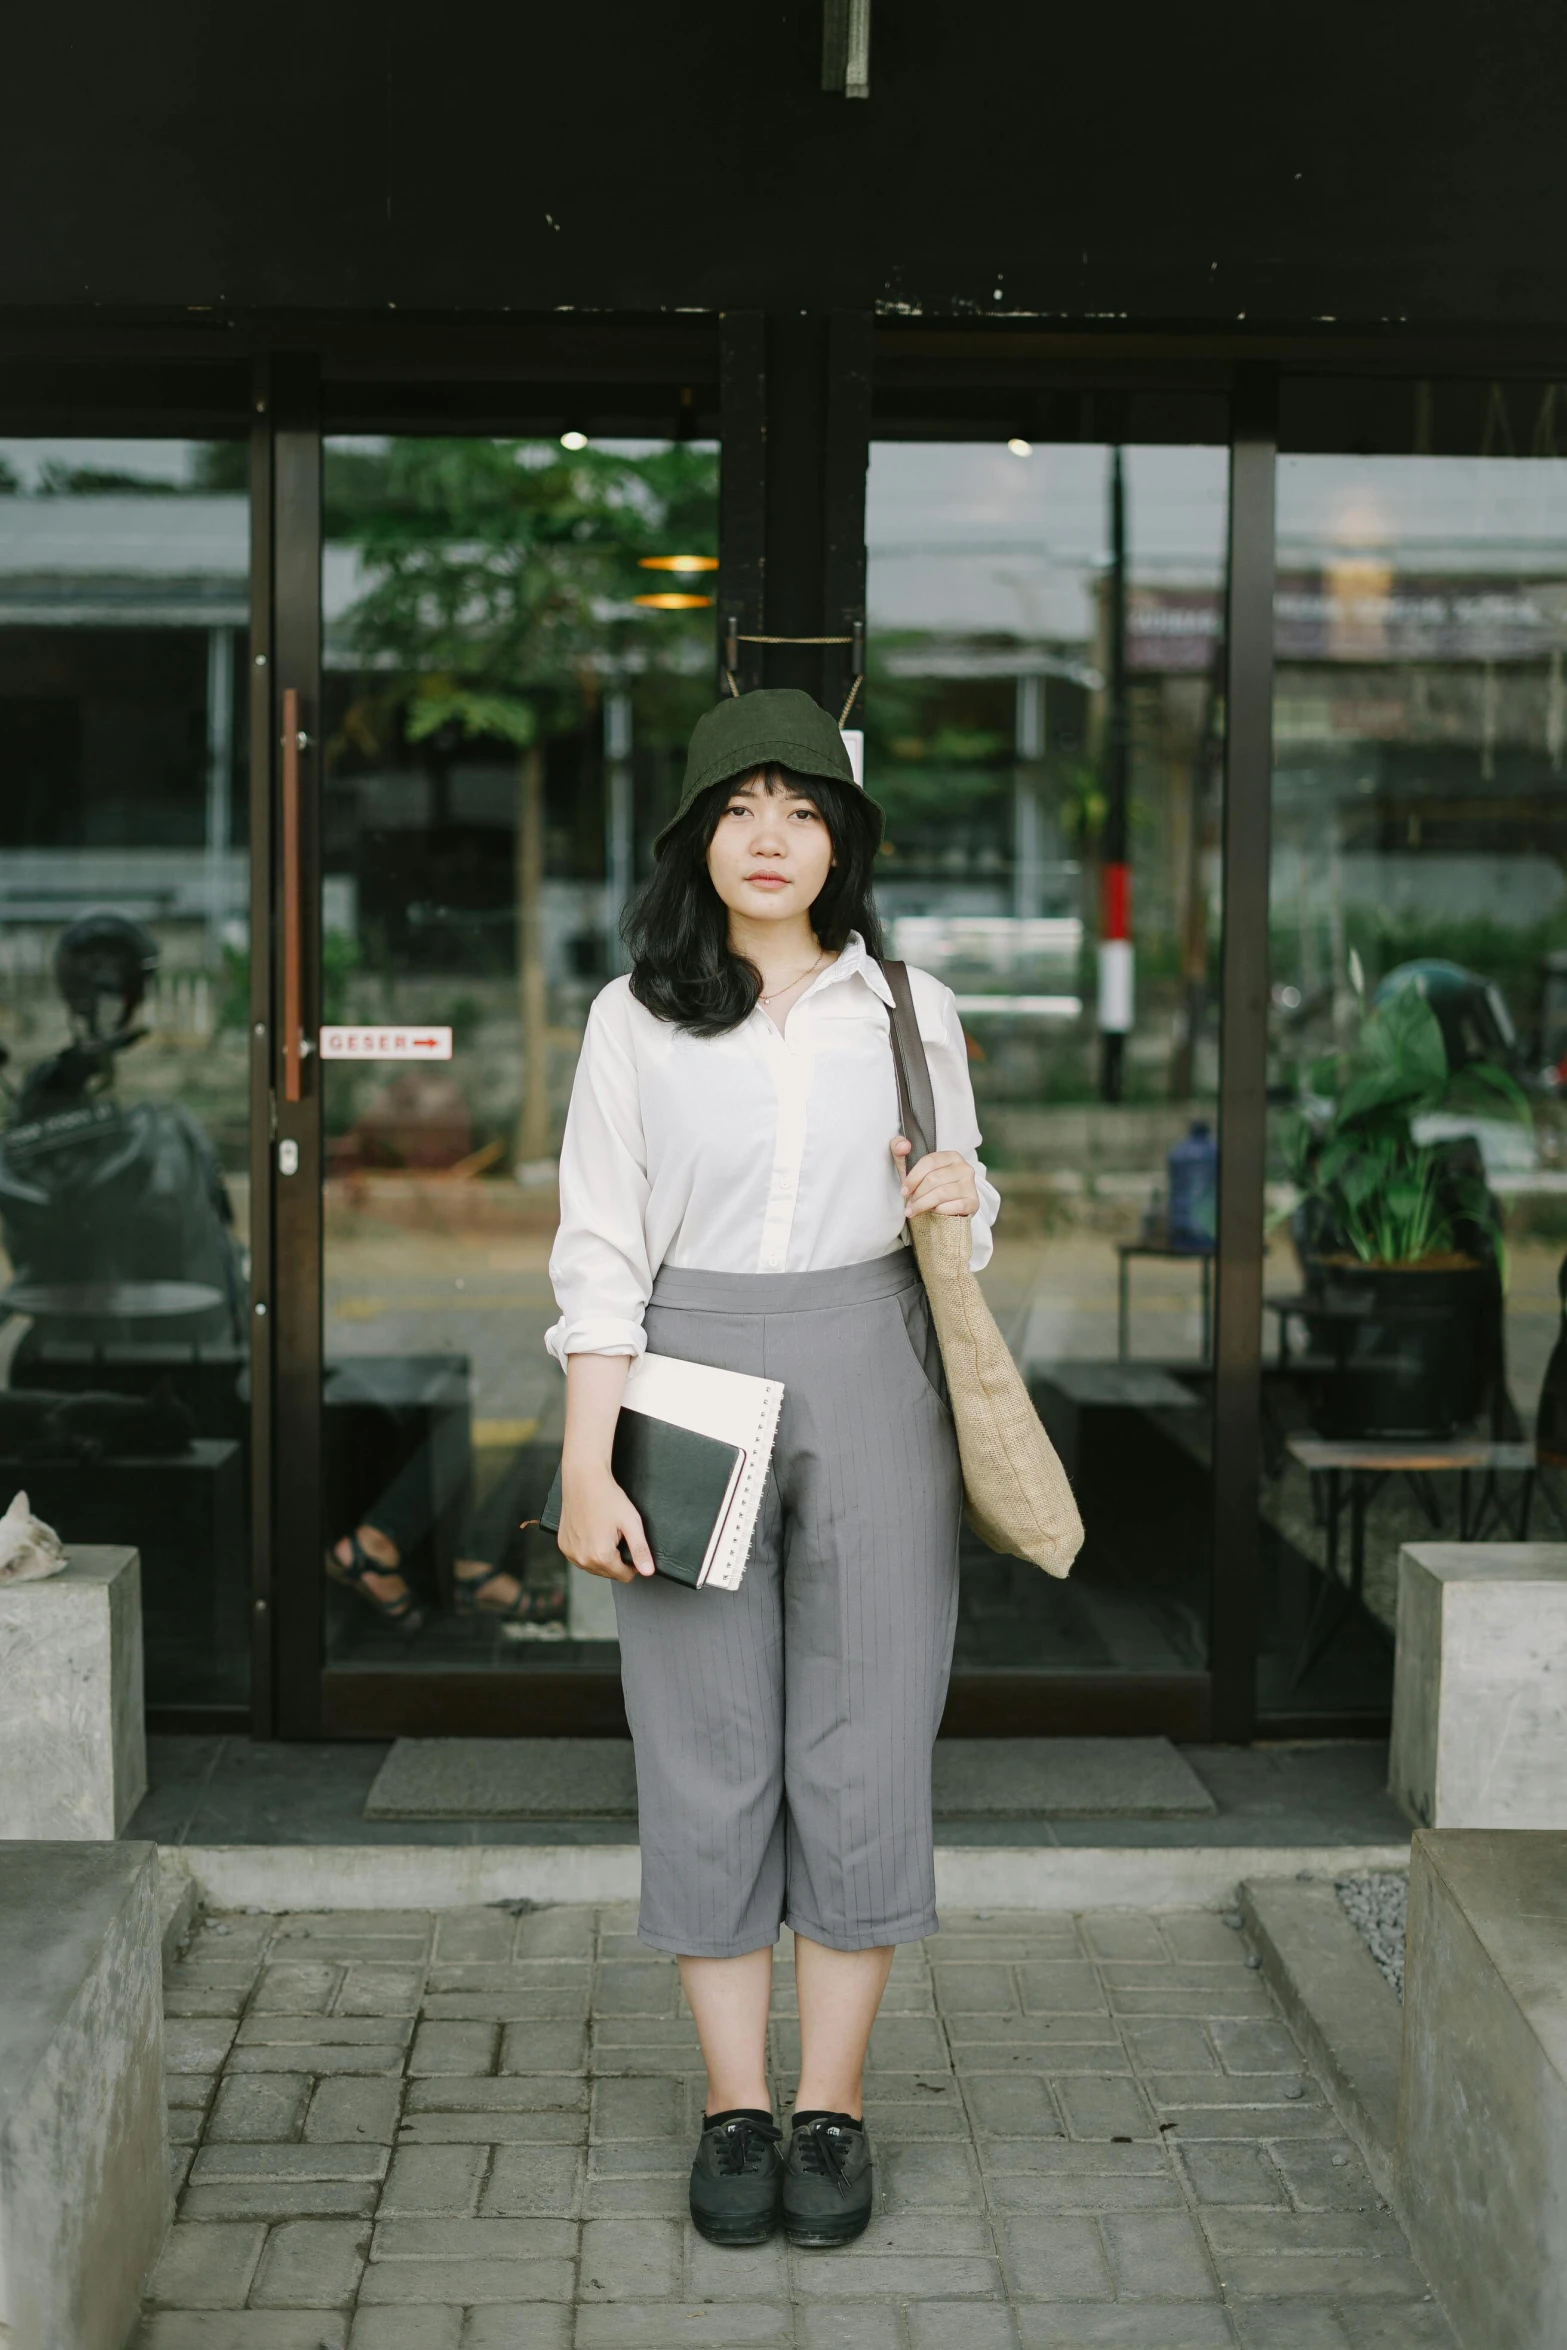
[758,1025,808,1273]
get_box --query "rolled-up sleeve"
[545,987,653,1363]
[923,979,1002,1274]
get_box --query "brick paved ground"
[136,1902,1452,2350]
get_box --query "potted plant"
[1278,969,1531,1440]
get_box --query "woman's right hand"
[557,1463,655,1582]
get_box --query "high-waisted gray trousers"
[613,1251,962,1958]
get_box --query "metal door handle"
[281,686,304,1104]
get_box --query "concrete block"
[0,1840,168,2350]
[1391,1543,1567,1828]
[794,2312,903,2350]
[792,2252,1005,2299]
[394,2109,585,2145]
[407,2020,497,2075]
[1052,2075,1152,2139]
[999,2213,1114,2298]
[462,2314,572,2350]
[1398,1829,1567,2350]
[190,2144,390,2185]
[404,2076,585,2113]
[577,2217,681,2298]
[207,2075,311,2142]
[303,2077,402,2143]
[250,2218,370,2307]
[576,2309,788,2348]
[145,2222,266,2309]
[136,2318,349,2350]
[378,2144,487,2215]
[479,2145,582,2217]
[907,2307,1022,2350]
[1014,2314,1233,2350]
[1102,2209,1220,2297]
[354,2256,575,2301]
[349,2313,464,2350]
[0,1545,146,1836]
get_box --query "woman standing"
[547,688,999,2249]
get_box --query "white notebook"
[621,1350,785,1590]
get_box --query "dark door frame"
[289,314,1245,1743]
[264,354,328,1737]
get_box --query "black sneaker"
[688,2111,784,2246]
[782,2112,875,2247]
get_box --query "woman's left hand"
[891,1136,980,1219]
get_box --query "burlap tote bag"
[880,959,1083,1578]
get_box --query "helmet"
[55,912,160,1038]
[1374,958,1517,1074]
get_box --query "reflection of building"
[0,492,248,956]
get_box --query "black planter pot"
[1300,1258,1489,1440]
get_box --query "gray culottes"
[612,1251,962,1958]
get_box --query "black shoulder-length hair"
[624,763,884,1037]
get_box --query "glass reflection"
[1263,453,1567,1714]
[318,434,719,1669]
[0,438,251,1704]
[867,439,1229,1677]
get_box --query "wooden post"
[515,743,550,1165]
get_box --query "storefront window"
[318,434,718,1673]
[1261,451,1567,1713]
[0,438,251,1704]
[867,439,1228,1684]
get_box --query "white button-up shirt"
[545,932,1000,1361]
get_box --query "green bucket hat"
[655,688,869,857]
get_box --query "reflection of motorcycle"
[0,913,247,1358]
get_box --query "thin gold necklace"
[757,948,827,1005]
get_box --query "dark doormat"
[363,1735,1216,1821]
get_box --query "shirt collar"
[815,931,893,1008]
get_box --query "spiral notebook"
[541,1351,784,1591]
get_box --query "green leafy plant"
[329,436,718,761]
[1278,977,1530,1268]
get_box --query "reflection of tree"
[328,437,717,1160]
[331,437,717,754]
[862,640,1012,844]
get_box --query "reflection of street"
[317,1176,1567,1673]
[320,1193,1226,1674]
[324,1226,561,1432]
[997,1228,1212,1366]
[323,1185,568,1664]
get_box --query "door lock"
[278,1139,300,1176]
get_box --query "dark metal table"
[0,1280,225,1320]
[1115,1235,1213,1361]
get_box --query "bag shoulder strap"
[878,958,938,1163]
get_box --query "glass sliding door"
[0,436,252,1705]
[315,432,717,1697]
[1260,439,1567,1716]
[867,437,1228,1708]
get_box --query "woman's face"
[705,771,834,927]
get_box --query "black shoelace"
[791,2118,854,2192]
[712,2117,781,2176]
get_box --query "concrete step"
[156,1837,1411,1915]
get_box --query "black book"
[541,1416,743,1589]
